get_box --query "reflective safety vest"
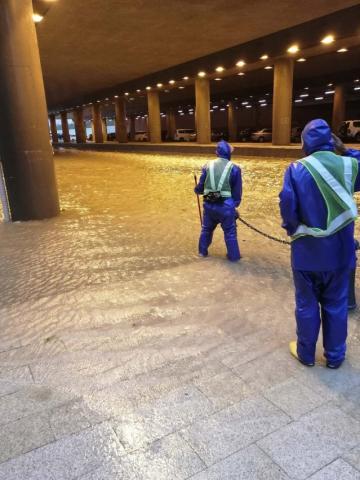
[204,158,233,197]
[292,151,358,241]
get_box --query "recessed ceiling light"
[355,79,360,83]
[241,101,249,105]
[260,104,267,107]
[327,83,333,87]
[287,44,299,54]
[237,72,245,76]
[236,60,246,67]
[315,96,324,100]
[245,105,252,108]
[260,55,268,60]
[183,76,189,80]
[124,93,129,96]
[325,90,335,95]
[304,87,309,90]
[264,65,273,70]
[295,99,303,103]
[337,48,348,53]
[32,13,44,23]
[215,66,225,72]
[354,86,360,91]
[198,71,206,77]
[321,34,335,45]
[157,83,163,88]
[297,58,306,62]
[178,86,185,89]
[114,95,119,98]
[146,86,151,90]
[300,94,309,98]
[214,78,222,81]
[258,100,266,103]
[136,89,141,93]
[169,80,175,84]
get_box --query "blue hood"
[301,119,335,155]
[216,140,233,160]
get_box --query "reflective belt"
[208,160,233,196]
[293,155,357,239]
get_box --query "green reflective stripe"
[293,209,356,239]
[305,155,356,215]
[209,162,216,190]
[217,161,233,191]
[343,156,353,194]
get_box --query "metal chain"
[237,216,291,246]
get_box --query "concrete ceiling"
[34,0,360,109]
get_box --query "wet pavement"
[0,149,359,479]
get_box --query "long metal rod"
[194,174,203,226]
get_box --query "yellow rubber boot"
[289,341,314,367]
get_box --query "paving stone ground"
[0,150,359,479]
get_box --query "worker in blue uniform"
[279,119,360,369]
[194,140,242,261]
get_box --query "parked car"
[238,128,256,142]
[174,129,196,141]
[134,131,148,141]
[291,126,303,143]
[211,130,228,142]
[338,120,360,142]
[251,128,272,142]
[107,132,116,141]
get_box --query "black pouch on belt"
[203,192,223,203]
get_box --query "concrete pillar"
[91,104,104,143]
[166,109,176,140]
[115,98,128,142]
[74,107,86,143]
[195,78,211,143]
[0,0,59,221]
[147,91,161,143]
[227,102,238,142]
[332,85,346,133]
[272,58,294,145]
[60,111,70,143]
[129,115,136,141]
[49,114,58,144]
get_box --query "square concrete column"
[60,111,70,143]
[166,109,176,141]
[74,107,86,143]
[0,0,59,220]
[227,101,238,142]
[195,78,211,144]
[49,114,58,144]
[147,91,161,143]
[92,104,104,143]
[115,98,128,143]
[332,85,346,134]
[272,58,294,145]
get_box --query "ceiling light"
[214,78,222,81]
[178,86,185,89]
[169,80,175,84]
[297,58,306,62]
[304,87,309,90]
[300,94,309,98]
[295,99,303,103]
[198,71,206,77]
[183,76,189,80]
[237,72,245,76]
[97,100,101,103]
[321,34,335,45]
[124,92,129,96]
[241,102,249,105]
[146,86,151,90]
[136,89,141,93]
[32,13,43,22]
[325,90,335,95]
[258,100,266,103]
[315,96,324,100]
[114,95,119,98]
[337,48,348,53]
[220,108,226,111]
[354,87,360,91]
[210,109,214,113]
[260,55,268,60]
[264,66,273,70]
[236,60,246,67]
[213,105,219,109]
[327,83,333,87]
[245,105,252,109]
[355,79,360,83]
[287,44,299,54]
[157,83,163,88]
[260,104,267,107]
[215,66,225,72]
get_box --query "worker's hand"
[332,133,347,155]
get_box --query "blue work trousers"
[292,268,349,366]
[199,202,240,261]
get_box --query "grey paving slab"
[258,404,360,480]
[343,445,360,472]
[0,422,125,480]
[308,459,360,480]
[335,384,360,423]
[0,380,22,398]
[0,366,33,384]
[0,339,66,367]
[49,398,107,439]
[0,412,54,464]
[235,347,305,392]
[123,432,206,480]
[263,378,326,419]
[193,369,255,410]
[112,385,215,452]
[181,395,290,466]
[0,385,75,425]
